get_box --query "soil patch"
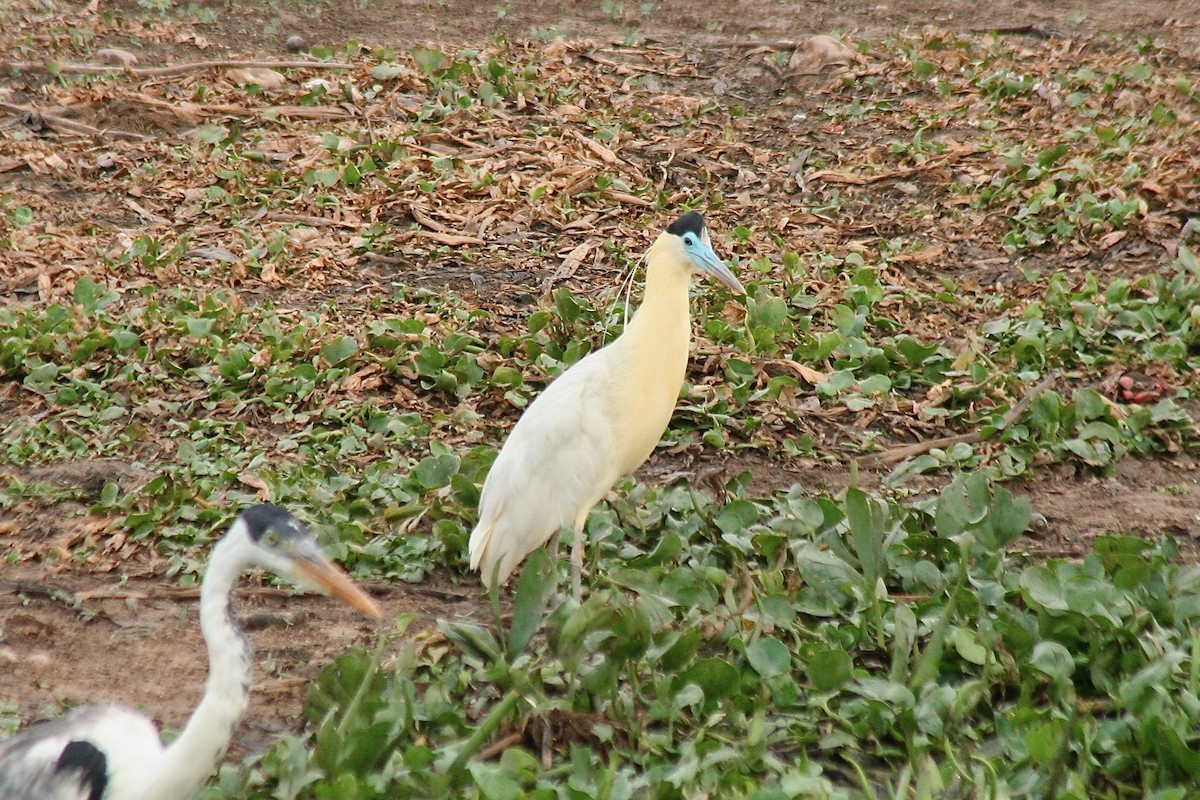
[0,567,484,759]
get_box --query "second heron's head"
[658,211,744,294]
[236,503,381,617]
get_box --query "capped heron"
[469,212,744,601]
[0,503,380,800]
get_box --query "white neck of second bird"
[138,532,253,800]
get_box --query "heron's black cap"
[241,503,304,541]
[666,211,706,238]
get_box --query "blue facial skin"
[680,230,744,294]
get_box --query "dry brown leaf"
[343,364,384,394]
[417,231,485,246]
[560,167,597,197]
[892,244,947,264]
[788,35,859,76]
[561,213,602,232]
[606,191,652,207]
[734,167,759,188]
[94,48,138,67]
[226,68,288,89]
[572,130,619,164]
[40,152,70,172]
[542,241,596,294]
[410,205,457,234]
[238,473,271,499]
[250,347,273,368]
[104,529,128,553]
[288,227,323,247]
[774,359,827,384]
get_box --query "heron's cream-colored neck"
[626,237,692,341]
[607,235,694,475]
[142,534,252,800]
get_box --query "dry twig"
[0,101,147,141]
[873,374,1057,464]
[265,212,361,229]
[475,732,525,762]
[810,147,982,186]
[700,39,823,50]
[969,24,1064,39]
[0,58,354,78]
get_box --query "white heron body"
[0,504,379,800]
[469,213,742,598]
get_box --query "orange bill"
[296,556,382,617]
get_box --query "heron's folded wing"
[469,356,621,583]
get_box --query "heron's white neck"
[140,531,254,800]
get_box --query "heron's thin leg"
[547,529,561,559]
[570,526,584,603]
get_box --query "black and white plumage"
[0,503,380,800]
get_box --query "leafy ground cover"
[2,0,1199,797]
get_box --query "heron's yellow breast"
[606,263,692,475]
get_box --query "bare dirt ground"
[3,0,1200,762]
[107,0,1200,59]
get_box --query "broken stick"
[873,374,1057,464]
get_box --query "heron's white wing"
[0,705,162,800]
[469,353,623,586]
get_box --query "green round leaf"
[321,335,360,366]
[746,637,791,679]
[951,627,988,666]
[413,453,460,489]
[1028,641,1074,684]
[678,657,740,701]
[806,647,853,692]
